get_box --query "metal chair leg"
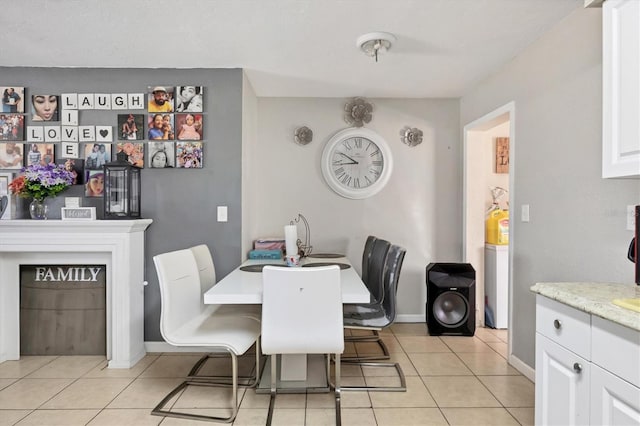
[334,353,342,426]
[151,351,241,423]
[266,355,277,426]
[188,339,264,387]
[342,337,391,362]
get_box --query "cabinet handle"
[553,319,562,329]
[573,363,582,373]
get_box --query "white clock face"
[321,128,393,199]
[330,136,383,189]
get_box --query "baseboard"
[395,314,425,323]
[509,352,535,382]
[145,341,215,353]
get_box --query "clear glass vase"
[29,198,49,220]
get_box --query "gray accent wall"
[1,67,244,341]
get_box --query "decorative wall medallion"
[294,126,313,145]
[401,127,423,147]
[344,97,373,127]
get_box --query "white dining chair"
[262,265,344,426]
[190,244,262,321]
[152,248,261,423]
[188,244,263,385]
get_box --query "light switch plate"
[521,204,530,222]
[217,206,228,222]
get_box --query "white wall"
[461,7,640,369]
[248,98,461,320]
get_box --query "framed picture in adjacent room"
[0,142,24,169]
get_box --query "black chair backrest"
[381,244,406,324]
[361,235,377,285]
[366,238,391,303]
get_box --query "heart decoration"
[0,195,8,219]
[99,129,109,138]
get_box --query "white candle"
[284,225,298,256]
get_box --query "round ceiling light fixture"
[356,31,396,62]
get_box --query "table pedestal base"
[256,354,329,394]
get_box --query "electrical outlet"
[627,205,636,231]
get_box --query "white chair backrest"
[190,244,216,295]
[261,265,344,355]
[153,249,203,341]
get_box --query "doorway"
[462,102,515,359]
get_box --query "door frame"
[462,101,515,359]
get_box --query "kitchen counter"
[530,282,640,332]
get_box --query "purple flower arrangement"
[9,163,75,201]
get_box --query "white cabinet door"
[591,363,640,425]
[603,0,640,178]
[535,333,590,426]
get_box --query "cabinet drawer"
[592,316,640,388]
[536,295,591,358]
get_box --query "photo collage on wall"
[146,85,204,169]
[0,84,207,201]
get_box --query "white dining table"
[203,256,370,392]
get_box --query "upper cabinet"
[603,0,640,178]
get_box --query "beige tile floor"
[0,325,534,425]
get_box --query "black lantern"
[103,151,141,219]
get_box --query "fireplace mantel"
[0,219,153,368]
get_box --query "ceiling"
[3,0,584,98]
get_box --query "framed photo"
[176,113,203,141]
[176,141,203,169]
[148,141,175,168]
[1,87,25,113]
[25,143,55,167]
[31,95,60,122]
[85,170,105,197]
[147,85,174,113]
[84,143,111,170]
[116,142,144,168]
[495,137,509,174]
[55,158,85,185]
[117,114,144,141]
[175,86,203,112]
[148,113,175,140]
[61,207,96,221]
[0,172,12,219]
[1,114,25,141]
[0,142,24,169]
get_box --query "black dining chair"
[343,238,392,360]
[338,244,407,392]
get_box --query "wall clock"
[321,127,393,199]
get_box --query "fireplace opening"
[20,264,106,356]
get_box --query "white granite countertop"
[531,282,640,332]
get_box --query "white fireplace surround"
[0,219,152,368]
